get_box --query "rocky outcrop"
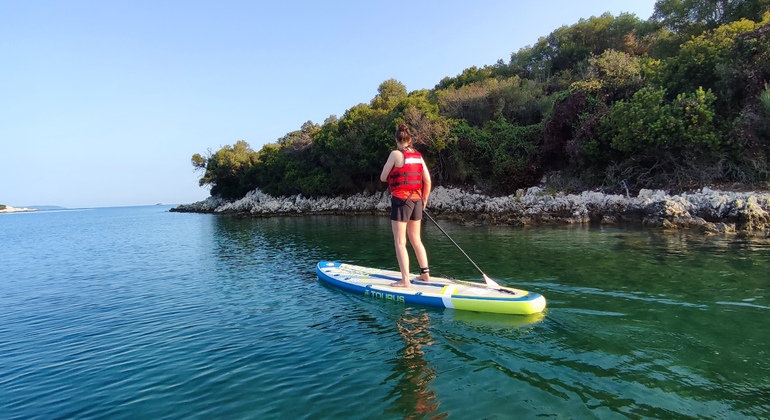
[0,205,36,213]
[171,186,770,236]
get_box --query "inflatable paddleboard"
[316,261,546,315]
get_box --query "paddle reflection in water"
[385,308,447,419]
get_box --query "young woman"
[380,123,432,287]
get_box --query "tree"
[509,37,552,81]
[656,17,760,110]
[436,76,551,127]
[596,86,729,190]
[652,0,770,35]
[531,13,647,74]
[586,50,643,93]
[191,153,207,171]
[603,87,720,153]
[435,66,496,90]
[192,140,260,199]
[371,79,407,110]
[278,120,319,153]
[436,81,491,126]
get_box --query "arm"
[380,151,399,183]
[421,159,432,208]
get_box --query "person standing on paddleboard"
[380,123,432,287]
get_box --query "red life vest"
[388,149,424,199]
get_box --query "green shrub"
[602,86,720,153]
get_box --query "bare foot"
[391,281,410,288]
[417,274,430,282]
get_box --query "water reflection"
[449,310,546,329]
[385,309,446,419]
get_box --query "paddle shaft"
[422,209,493,282]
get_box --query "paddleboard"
[316,261,546,315]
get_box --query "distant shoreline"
[0,206,37,213]
[171,186,770,237]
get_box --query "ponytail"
[396,123,413,148]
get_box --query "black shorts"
[390,196,423,222]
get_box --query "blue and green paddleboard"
[316,261,546,315]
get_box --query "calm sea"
[1,206,769,419]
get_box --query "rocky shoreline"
[171,186,770,237]
[0,206,36,214]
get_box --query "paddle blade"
[483,274,501,289]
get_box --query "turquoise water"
[1,206,769,419]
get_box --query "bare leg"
[391,220,411,287]
[407,219,429,281]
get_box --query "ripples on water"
[1,208,769,419]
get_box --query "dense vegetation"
[193,0,770,200]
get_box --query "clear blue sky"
[1,0,656,208]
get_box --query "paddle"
[422,209,502,289]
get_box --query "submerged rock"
[170,186,770,236]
